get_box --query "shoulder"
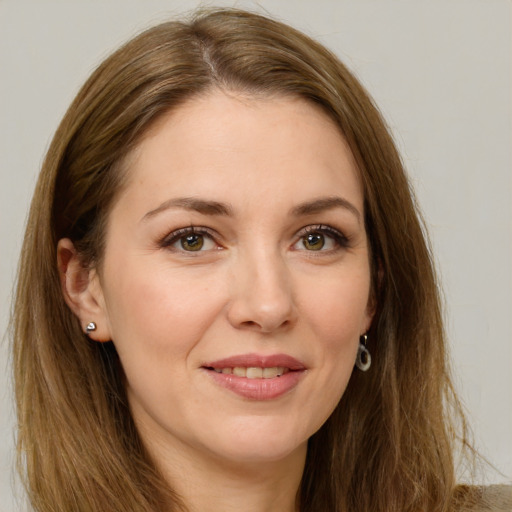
[453,485,512,511]
[480,485,512,511]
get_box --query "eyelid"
[293,224,350,249]
[158,223,349,252]
[160,226,221,251]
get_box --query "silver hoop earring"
[355,334,371,371]
[85,322,97,334]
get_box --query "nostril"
[226,283,296,333]
[241,320,258,327]
[239,318,292,333]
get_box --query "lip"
[202,353,307,400]
[203,353,306,371]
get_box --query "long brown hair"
[12,8,473,511]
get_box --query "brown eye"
[181,234,204,251]
[303,233,325,251]
[163,227,218,253]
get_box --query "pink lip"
[203,353,306,371]
[202,353,306,400]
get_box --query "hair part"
[12,7,474,511]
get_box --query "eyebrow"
[142,197,233,221]
[291,196,361,222]
[141,195,361,222]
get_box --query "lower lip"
[204,369,304,400]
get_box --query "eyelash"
[296,224,350,251]
[159,224,350,253]
[160,226,219,250]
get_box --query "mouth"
[202,353,306,376]
[201,354,306,400]
[204,366,290,379]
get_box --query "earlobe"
[57,238,111,342]
[363,260,382,333]
[363,283,377,334]
[364,299,376,334]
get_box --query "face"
[90,91,373,468]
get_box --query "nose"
[226,248,297,333]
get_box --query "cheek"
[297,265,371,408]
[100,258,227,422]
[101,257,224,358]
[300,266,371,342]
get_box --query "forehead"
[116,90,363,216]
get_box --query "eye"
[161,227,218,252]
[293,225,348,252]
[303,232,328,251]
[179,233,207,251]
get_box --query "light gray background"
[1,0,510,509]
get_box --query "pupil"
[182,234,203,251]
[304,233,324,250]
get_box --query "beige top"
[461,485,512,511]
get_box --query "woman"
[11,7,509,512]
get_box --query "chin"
[197,418,310,466]
[210,438,307,466]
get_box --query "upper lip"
[203,353,306,371]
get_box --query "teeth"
[263,367,283,378]
[246,367,262,379]
[233,367,246,377]
[212,366,288,379]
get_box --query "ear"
[362,263,382,336]
[362,303,375,337]
[57,238,111,342]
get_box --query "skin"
[59,91,374,512]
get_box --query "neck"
[146,435,307,512]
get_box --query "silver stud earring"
[85,322,97,334]
[355,334,371,371]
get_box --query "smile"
[202,354,306,400]
[209,367,289,378]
